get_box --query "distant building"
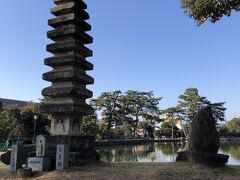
[0,98,30,109]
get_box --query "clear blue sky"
[0,0,239,120]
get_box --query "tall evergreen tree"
[177,87,226,135]
[121,91,162,136]
[177,88,207,123]
[90,90,122,139]
[205,101,227,123]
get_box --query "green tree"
[91,91,122,140]
[82,115,99,137]
[163,107,182,139]
[156,122,179,139]
[122,121,133,137]
[181,0,240,25]
[177,88,207,123]
[177,87,226,136]
[96,121,108,140]
[20,102,50,139]
[228,118,240,134]
[218,124,229,137]
[206,102,226,123]
[178,88,226,123]
[120,91,162,137]
[0,108,20,142]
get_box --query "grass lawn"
[1,162,240,180]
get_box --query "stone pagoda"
[40,0,94,135]
[27,0,99,171]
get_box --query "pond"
[96,142,240,165]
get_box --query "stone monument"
[176,106,229,166]
[56,144,69,171]
[41,0,94,135]
[10,143,23,172]
[27,0,99,171]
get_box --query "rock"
[189,106,219,153]
[0,151,11,165]
[18,168,33,178]
[176,151,229,167]
[176,106,229,166]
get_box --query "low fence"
[0,142,9,152]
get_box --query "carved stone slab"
[36,135,46,157]
[56,144,69,171]
[27,157,52,172]
[10,144,23,172]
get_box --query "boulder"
[177,106,229,167]
[189,106,219,153]
[176,151,229,167]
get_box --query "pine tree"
[181,0,240,25]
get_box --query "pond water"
[96,142,240,165]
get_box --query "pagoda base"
[27,135,100,171]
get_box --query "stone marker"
[36,135,46,157]
[10,144,23,172]
[27,157,52,172]
[176,106,229,166]
[56,144,69,171]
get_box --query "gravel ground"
[1,162,240,180]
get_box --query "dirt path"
[1,162,240,180]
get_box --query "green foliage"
[177,88,207,123]
[207,102,227,122]
[82,116,99,137]
[155,122,180,139]
[96,121,108,140]
[0,108,19,142]
[91,90,122,139]
[112,127,125,139]
[218,124,229,137]
[228,118,240,133]
[121,91,162,136]
[19,102,50,138]
[91,90,162,139]
[0,102,50,142]
[181,0,240,25]
[177,87,226,124]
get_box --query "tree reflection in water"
[97,142,185,163]
[219,142,240,161]
[97,142,240,165]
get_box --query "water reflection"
[97,142,185,163]
[97,142,240,165]
[219,142,240,165]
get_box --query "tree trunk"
[107,120,111,140]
